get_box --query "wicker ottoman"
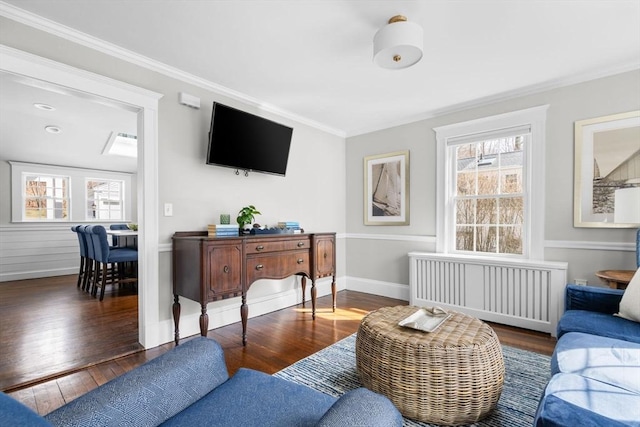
[356,306,504,425]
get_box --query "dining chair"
[89,225,138,301]
[71,225,87,289]
[81,225,98,292]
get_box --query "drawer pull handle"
[297,242,305,247]
[256,264,264,270]
[324,253,327,259]
[223,265,229,273]
[256,245,264,251]
[297,259,304,264]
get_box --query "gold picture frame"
[574,110,640,228]
[364,150,410,225]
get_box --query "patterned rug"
[274,333,550,427]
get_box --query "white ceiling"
[0,71,138,172]
[1,0,639,141]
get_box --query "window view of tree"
[454,136,525,255]
[24,174,69,220]
[87,179,124,220]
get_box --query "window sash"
[22,174,70,221]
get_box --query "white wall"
[346,70,640,297]
[0,16,347,344]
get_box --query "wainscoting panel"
[409,252,567,336]
[0,225,80,281]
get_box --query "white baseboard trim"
[0,267,77,282]
[345,275,409,301]
[154,276,345,346]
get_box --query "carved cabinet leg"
[331,275,336,312]
[241,295,248,346]
[173,295,181,345]
[199,304,209,337]
[311,280,317,319]
[300,276,307,306]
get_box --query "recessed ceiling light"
[45,125,62,134]
[34,103,55,111]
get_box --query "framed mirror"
[574,110,640,228]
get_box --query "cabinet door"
[206,243,242,300]
[314,236,335,277]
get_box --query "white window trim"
[10,161,133,223]
[434,105,549,260]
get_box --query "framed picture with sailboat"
[364,150,410,225]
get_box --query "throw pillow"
[617,267,640,323]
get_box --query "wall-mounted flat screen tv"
[206,102,293,176]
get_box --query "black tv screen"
[206,102,293,176]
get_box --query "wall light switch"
[164,203,173,217]
[574,279,588,286]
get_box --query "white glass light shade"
[373,19,423,69]
[614,187,640,224]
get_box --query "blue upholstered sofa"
[1,337,402,427]
[534,284,640,426]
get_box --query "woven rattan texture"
[356,306,505,425]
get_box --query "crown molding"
[345,59,640,137]
[0,2,346,138]
[3,1,638,140]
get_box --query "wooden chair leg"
[99,263,108,301]
[76,257,85,288]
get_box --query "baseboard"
[0,267,77,282]
[345,276,410,301]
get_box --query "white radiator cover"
[409,252,567,336]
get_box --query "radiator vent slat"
[409,253,567,336]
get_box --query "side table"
[595,270,635,290]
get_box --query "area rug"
[274,333,550,427]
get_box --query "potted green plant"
[237,205,261,232]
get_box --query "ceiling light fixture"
[34,103,56,111]
[373,15,423,69]
[44,125,62,134]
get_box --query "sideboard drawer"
[245,236,311,254]
[246,251,310,284]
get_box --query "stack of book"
[277,221,301,233]
[208,224,240,237]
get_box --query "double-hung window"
[434,106,548,259]
[86,179,125,220]
[23,173,70,221]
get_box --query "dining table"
[106,229,138,249]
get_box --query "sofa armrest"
[565,284,624,314]
[45,337,229,427]
[315,388,403,427]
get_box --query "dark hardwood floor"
[0,274,141,391]
[3,275,557,416]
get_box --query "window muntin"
[86,179,125,220]
[453,136,526,255]
[22,173,70,221]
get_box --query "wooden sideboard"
[172,231,336,345]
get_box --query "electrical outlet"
[164,203,173,217]
[574,279,588,286]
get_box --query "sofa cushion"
[557,309,640,344]
[535,373,640,427]
[617,268,640,323]
[45,337,229,427]
[0,392,51,427]
[161,368,337,427]
[316,387,402,427]
[552,332,640,393]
